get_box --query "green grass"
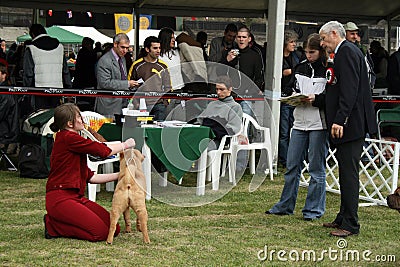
[0,169,399,266]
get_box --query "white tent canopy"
[126,29,160,46]
[57,26,113,45]
[126,29,182,46]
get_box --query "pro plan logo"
[326,67,337,85]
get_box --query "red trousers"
[45,189,120,242]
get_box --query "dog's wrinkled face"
[120,149,144,163]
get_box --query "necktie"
[118,57,127,80]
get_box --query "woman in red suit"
[44,103,135,241]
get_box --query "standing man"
[73,37,97,110]
[209,23,238,63]
[319,21,377,237]
[23,24,72,110]
[96,33,139,117]
[221,25,264,112]
[128,36,172,121]
[73,37,97,89]
[0,39,6,59]
[220,25,263,171]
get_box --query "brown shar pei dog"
[106,149,150,244]
[387,186,400,213]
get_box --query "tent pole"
[134,7,141,59]
[264,0,286,174]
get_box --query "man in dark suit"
[319,21,377,237]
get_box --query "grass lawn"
[0,168,399,266]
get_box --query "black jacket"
[281,50,302,97]
[0,82,19,144]
[73,47,97,88]
[220,46,264,95]
[325,40,377,145]
[387,49,400,95]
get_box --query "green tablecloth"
[97,123,122,141]
[99,123,215,180]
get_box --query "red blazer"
[46,130,111,195]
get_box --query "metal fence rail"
[300,138,399,207]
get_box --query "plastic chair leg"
[159,172,168,187]
[267,149,274,180]
[211,157,221,190]
[229,149,237,186]
[206,165,211,182]
[88,183,97,202]
[105,182,114,191]
[221,154,228,177]
[249,149,256,174]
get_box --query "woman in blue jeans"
[267,33,329,220]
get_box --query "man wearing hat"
[343,22,360,43]
[343,22,375,88]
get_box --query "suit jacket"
[325,40,377,145]
[95,50,129,116]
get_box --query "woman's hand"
[301,94,315,104]
[123,138,136,149]
[107,138,136,156]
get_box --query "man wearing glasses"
[95,33,140,117]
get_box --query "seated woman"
[44,103,136,242]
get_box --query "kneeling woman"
[44,103,136,241]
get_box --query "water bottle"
[127,98,134,110]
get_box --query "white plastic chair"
[234,114,273,180]
[80,128,121,201]
[80,111,119,201]
[206,132,240,191]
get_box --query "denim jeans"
[278,103,294,166]
[269,129,328,219]
[240,101,254,117]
